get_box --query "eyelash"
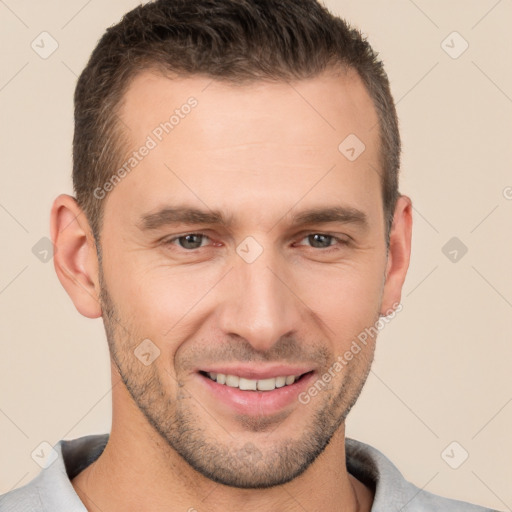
[162,232,350,251]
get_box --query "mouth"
[195,367,316,417]
[199,371,312,391]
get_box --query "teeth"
[239,377,257,390]
[257,378,277,391]
[225,375,239,388]
[206,372,302,391]
[275,376,286,388]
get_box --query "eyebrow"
[138,205,369,232]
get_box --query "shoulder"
[345,438,500,511]
[0,474,46,511]
[0,434,109,512]
[405,488,499,511]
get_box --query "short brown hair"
[73,0,401,245]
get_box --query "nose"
[216,248,302,353]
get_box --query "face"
[97,70,394,488]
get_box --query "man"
[0,0,499,511]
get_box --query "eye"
[165,233,211,250]
[296,233,349,249]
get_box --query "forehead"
[119,68,378,150]
[106,69,383,231]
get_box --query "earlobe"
[380,195,413,315]
[50,194,102,319]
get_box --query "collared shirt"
[0,434,500,511]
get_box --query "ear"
[380,195,413,314]
[50,194,102,318]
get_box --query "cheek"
[291,259,384,341]
[107,258,223,337]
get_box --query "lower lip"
[197,372,316,416]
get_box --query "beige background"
[1,0,511,509]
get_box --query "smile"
[195,367,317,416]
[203,371,305,391]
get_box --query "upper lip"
[197,365,314,380]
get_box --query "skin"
[51,69,412,512]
